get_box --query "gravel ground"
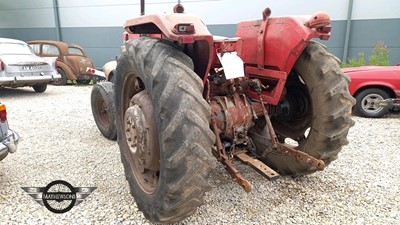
[0,85,399,225]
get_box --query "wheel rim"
[95,96,109,129]
[361,93,384,113]
[272,73,312,148]
[123,79,160,194]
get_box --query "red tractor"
[91,2,355,223]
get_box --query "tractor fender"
[124,13,213,44]
[123,13,214,79]
[236,14,331,74]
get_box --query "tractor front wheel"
[91,82,117,140]
[114,37,216,223]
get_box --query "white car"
[102,60,117,83]
[0,38,61,92]
[0,103,19,161]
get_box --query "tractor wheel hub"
[124,90,160,174]
[125,105,148,171]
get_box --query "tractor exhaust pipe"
[140,0,145,15]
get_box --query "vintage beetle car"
[28,40,95,85]
[343,65,400,118]
[0,103,19,161]
[0,38,60,92]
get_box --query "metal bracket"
[235,153,280,180]
[257,7,271,69]
[211,117,252,192]
[277,143,325,171]
[255,88,325,171]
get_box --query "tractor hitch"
[377,98,400,111]
[211,117,252,192]
[210,78,326,192]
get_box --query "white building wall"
[0,0,55,28]
[1,0,399,28]
[56,0,400,27]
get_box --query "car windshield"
[68,47,84,56]
[0,43,33,55]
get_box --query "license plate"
[20,65,42,71]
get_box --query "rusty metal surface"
[257,7,271,69]
[211,117,252,192]
[124,90,160,194]
[27,40,95,79]
[210,92,255,139]
[235,153,280,180]
[129,90,160,172]
[377,98,400,111]
[257,92,279,148]
[278,143,325,171]
[254,87,325,171]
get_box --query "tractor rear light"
[174,24,195,34]
[181,36,194,43]
[0,104,7,122]
[306,11,330,29]
[318,25,332,33]
[0,60,4,71]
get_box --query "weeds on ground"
[341,41,390,67]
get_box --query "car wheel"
[53,68,68,86]
[355,88,390,118]
[108,72,115,83]
[32,83,47,93]
[92,76,100,84]
[91,82,117,140]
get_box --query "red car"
[343,65,400,118]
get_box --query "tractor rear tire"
[91,82,117,140]
[251,41,355,176]
[114,37,216,223]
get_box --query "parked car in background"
[343,65,400,118]
[0,38,60,92]
[0,103,19,161]
[28,40,95,85]
[102,60,117,83]
[100,32,136,83]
